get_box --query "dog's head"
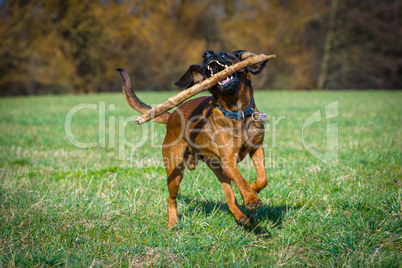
[175,50,269,95]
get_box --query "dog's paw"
[238,215,254,226]
[245,199,262,211]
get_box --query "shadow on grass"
[178,195,298,238]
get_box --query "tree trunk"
[318,0,338,89]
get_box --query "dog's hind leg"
[249,147,268,193]
[208,164,254,226]
[166,165,184,229]
[163,146,185,229]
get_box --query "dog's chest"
[246,119,265,145]
[238,119,265,159]
[210,118,265,154]
[184,114,265,162]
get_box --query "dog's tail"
[116,68,170,124]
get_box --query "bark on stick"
[135,54,276,124]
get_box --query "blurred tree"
[317,0,337,89]
[221,0,323,89]
[0,0,400,95]
[0,0,39,94]
[314,0,401,89]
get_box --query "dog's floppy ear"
[174,65,205,89]
[232,50,269,75]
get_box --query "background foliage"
[0,0,401,95]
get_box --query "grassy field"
[0,91,401,267]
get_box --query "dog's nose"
[202,50,214,58]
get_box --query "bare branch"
[135,54,276,124]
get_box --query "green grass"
[0,91,401,267]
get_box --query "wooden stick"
[135,54,276,124]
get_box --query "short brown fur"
[117,50,269,228]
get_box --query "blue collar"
[212,97,254,120]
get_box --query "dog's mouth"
[205,60,241,94]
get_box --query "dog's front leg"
[249,147,268,193]
[220,155,262,211]
[208,163,254,226]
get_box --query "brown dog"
[117,50,270,228]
